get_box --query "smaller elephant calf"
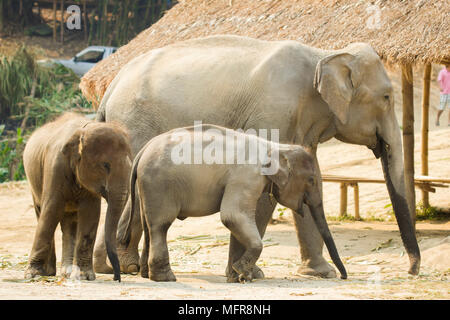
[122,124,347,283]
[23,113,132,281]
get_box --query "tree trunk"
[0,0,4,33]
[83,0,87,42]
[53,0,57,42]
[60,0,64,44]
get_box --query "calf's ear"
[62,129,82,160]
[263,153,290,190]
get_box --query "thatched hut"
[80,0,450,214]
[81,0,449,104]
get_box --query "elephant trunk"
[372,109,420,275]
[377,136,421,275]
[104,184,129,282]
[304,192,347,279]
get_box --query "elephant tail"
[122,144,147,247]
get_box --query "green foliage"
[0,47,92,127]
[385,201,449,221]
[0,126,25,182]
[24,24,53,37]
[416,202,449,221]
[25,64,92,128]
[0,47,93,182]
[276,207,286,217]
[0,47,36,120]
[327,214,361,222]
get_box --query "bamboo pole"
[401,63,416,224]
[83,0,87,42]
[340,183,348,217]
[353,183,360,220]
[103,0,108,45]
[143,0,152,28]
[53,0,56,42]
[421,63,432,208]
[0,0,3,33]
[60,0,64,44]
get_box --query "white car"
[44,46,117,77]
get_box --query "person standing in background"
[436,63,450,126]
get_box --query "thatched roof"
[80,0,450,106]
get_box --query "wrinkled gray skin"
[94,35,420,280]
[123,125,347,282]
[23,113,131,281]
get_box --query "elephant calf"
[123,124,347,283]
[23,113,132,282]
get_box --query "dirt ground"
[0,128,448,300]
[0,34,449,300]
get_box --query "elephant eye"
[103,162,111,174]
[384,95,390,101]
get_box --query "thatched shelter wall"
[80,0,450,106]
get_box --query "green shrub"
[0,126,25,182]
[416,202,449,221]
[0,47,93,182]
[0,47,36,121]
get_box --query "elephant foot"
[231,260,260,284]
[141,269,149,279]
[93,244,113,274]
[93,246,140,275]
[117,248,140,274]
[140,261,149,278]
[150,268,176,282]
[79,269,96,281]
[93,258,113,274]
[296,258,337,278]
[252,265,265,279]
[24,265,46,279]
[45,264,56,277]
[226,265,264,283]
[125,264,139,275]
[61,265,73,278]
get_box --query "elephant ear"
[62,129,83,161]
[314,53,359,125]
[263,151,291,190]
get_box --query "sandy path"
[0,131,448,300]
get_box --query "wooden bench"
[321,174,449,220]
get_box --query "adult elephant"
[93,35,420,280]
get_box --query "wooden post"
[421,63,432,208]
[340,183,348,217]
[60,0,64,44]
[53,0,57,42]
[401,63,416,224]
[83,0,87,42]
[0,0,4,33]
[353,183,360,220]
